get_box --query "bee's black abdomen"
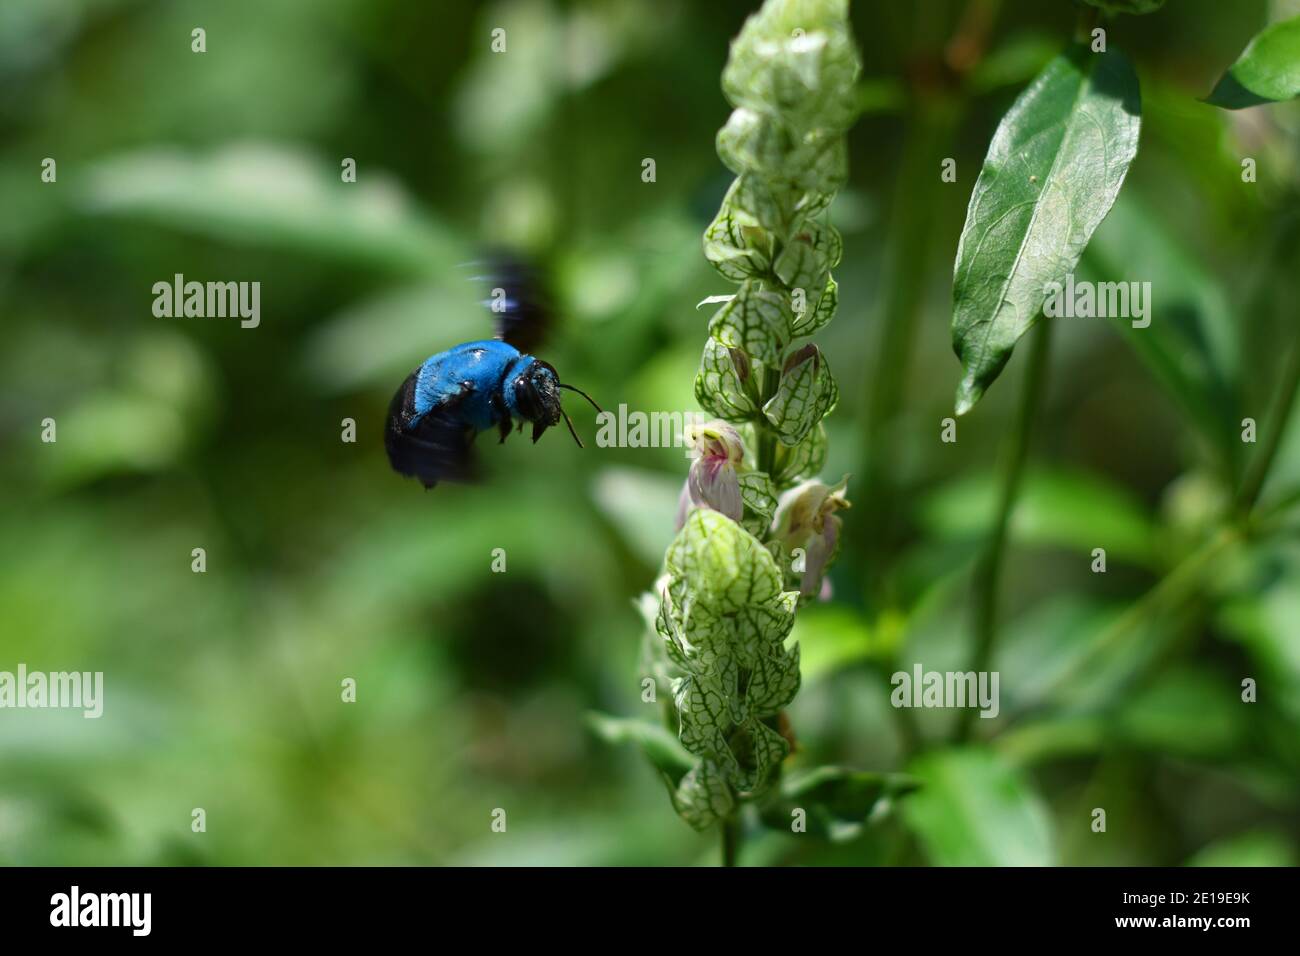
[384,368,422,473]
[384,369,477,489]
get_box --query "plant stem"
[1236,330,1300,517]
[955,317,1053,742]
[721,813,740,867]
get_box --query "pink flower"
[772,477,850,597]
[676,421,746,529]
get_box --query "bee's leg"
[490,393,512,444]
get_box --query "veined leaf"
[1206,14,1300,109]
[762,344,838,445]
[759,766,919,841]
[695,338,758,423]
[674,760,736,830]
[664,509,784,614]
[737,470,779,537]
[770,422,828,488]
[585,713,694,787]
[708,279,794,367]
[951,46,1141,414]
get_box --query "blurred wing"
[468,251,552,354]
[384,371,478,489]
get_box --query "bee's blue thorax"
[413,339,536,430]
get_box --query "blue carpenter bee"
[385,257,601,489]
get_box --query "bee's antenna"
[558,383,603,414]
[560,408,584,448]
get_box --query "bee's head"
[510,357,602,447]
[512,359,562,436]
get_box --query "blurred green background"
[2,0,1299,866]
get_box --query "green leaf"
[761,766,920,841]
[903,748,1055,866]
[735,718,792,791]
[746,644,802,715]
[708,279,793,367]
[675,674,737,761]
[80,144,462,276]
[737,470,779,537]
[736,594,799,651]
[951,46,1141,414]
[771,422,828,488]
[731,173,805,243]
[1206,14,1300,109]
[762,345,838,444]
[719,122,846,200]
[774,220,841,326]
[585,713,694,787]
[695,338,758,423]
[792,274,838,338]
[657,506,802,807]
[664,509,783,613]
[703,177,778,281]
[721,0,861,137]
[717,107,799,180]
[657,583,722,666]
[673,759,735,831]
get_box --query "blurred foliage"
[1,0,1298,866]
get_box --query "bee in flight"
[384,256,601,489]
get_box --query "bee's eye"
[514,376,540,421]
